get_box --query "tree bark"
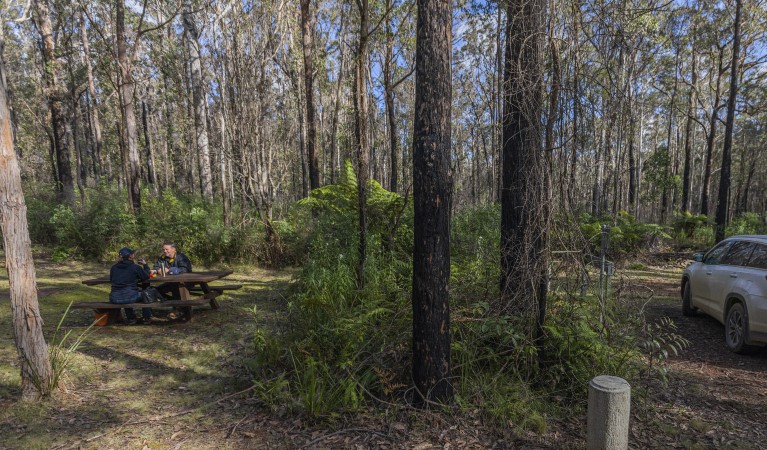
[183,0,214,200]
[701,46,725,217]
[301,0,320,191]
[412,0,453,406]
[681,43,698,214]
[500,0,546,316]
[383,0,398,194]
[32,0,75,204]
[116,0,142,211]
[80,10,105,183]
[354,0,370,289]
[715,0,741,243]
[0,36,54,401]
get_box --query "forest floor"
[0,254,766,449]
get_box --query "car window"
[720,241,756,266]
[703,241,732,265]
[746,244,767,269]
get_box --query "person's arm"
[177,253,192,273]
[138,266,150,282]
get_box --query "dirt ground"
[1,257,766,449]
[630,262,767,450]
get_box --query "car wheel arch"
[724,294,748,321]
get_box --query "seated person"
[110,247,152,324]
[152,242,192,276]
[152,243,193,307]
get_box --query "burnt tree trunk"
[412,0,453,406]
[499,0,546,323]
[715,0,741,243]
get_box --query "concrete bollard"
[587,375,631,450]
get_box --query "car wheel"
[725,303,756,354]
[682,281,697,316]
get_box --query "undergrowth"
[247,172,686,433]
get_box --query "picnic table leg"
[179,284,193,321]
[199,283,220,310]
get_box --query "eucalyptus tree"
[182,0,213,200]
[301,0,320,191]
[32,0,75,204]
[0,32,54,401]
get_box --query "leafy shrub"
[249,165,413,418]
[580,210,670,256]
[726,212,766,236]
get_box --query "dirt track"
[632,265,767,449]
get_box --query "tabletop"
[82,270,233,286]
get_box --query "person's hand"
[139,258,147,265]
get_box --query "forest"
[1,0,767,447]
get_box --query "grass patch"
[0,256,293,449]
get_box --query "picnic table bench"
[75,271,242,325]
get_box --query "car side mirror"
[692,253,703,262]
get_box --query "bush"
[726,212,766,236]
[579,210,671,256]
[249,164,413,418]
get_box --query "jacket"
[110,259,150,303]
[153,252,193,273]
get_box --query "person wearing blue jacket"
[110,247,152,324]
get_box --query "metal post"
[599,224,610,324]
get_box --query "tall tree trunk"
[32,0,75,204]
[301,0,320,191]
[701,46,725,217]
[183,1,213,200]
[0,36,54,400]
[627,84,637,213]
[80,10,105,183]
[354,0,370,289]
[661,50,680,223]
[500,0,546,319]
[715,0,742,243]
[384,0,398,194]
[116,0,142,211]
[142,100,158,194]
[412,0,453,406]
[329,5,347,185]
[682,44,698,214]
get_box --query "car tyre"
[682,281,697,317]
[725,303,757,354]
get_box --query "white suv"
[681,235,767,353]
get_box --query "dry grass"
[0,253,294,449]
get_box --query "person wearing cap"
[110,247,152,325]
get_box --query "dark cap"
[118,247,135,258]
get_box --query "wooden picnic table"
[77,270,242,324]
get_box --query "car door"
[743,243,767,337]
[692,240,732,314]
[712,241,756,321]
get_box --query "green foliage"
[249,166,412,418]
[580,210,671,255]
[672,212,709,238]
[542,295,641,399]
[726,212,767,236]
[24,184,301,266]
[48,189,139,260]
